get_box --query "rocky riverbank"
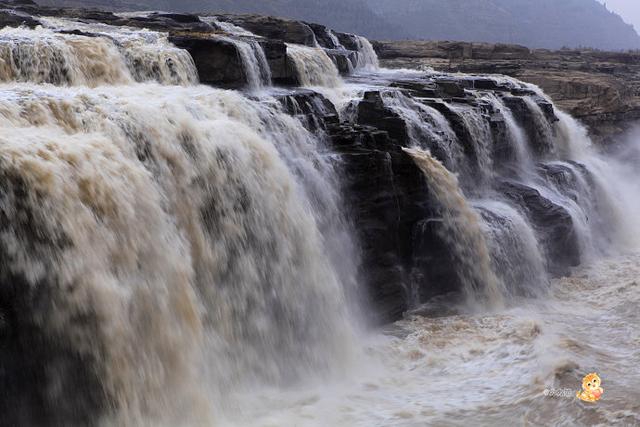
[374,40,640,143]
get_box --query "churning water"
[0,13,639,427]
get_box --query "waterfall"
[382,91,463,171]
[286,43,342,87]
[476,200,547,295]
[354,35,379,70]
[215,35,271,89]
[327,28,345,49]
[201,16,258,37]
[554,109,639,250]
[201,17,272,89]
[450,104,495,186]
[0,72,357,426]
[483,93,534,170]
[404,147,504,308]
[522,96,556,155]
[6,19,199,86]
[0,26,135,86]
[1,7,639,426]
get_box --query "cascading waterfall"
[2,20,198,86]
[0,82,359,425]
[354,35,379,70]
[483,92,534,170]
[201,17,257,37]
[450,103,496,186]
[554,109,638,250]
[522,96,556,155]
[476,200,547,295]
[326,28,345,50]
[201,17,271,89]
[286,43,343,87]
[1,8,639,427]
[382,88,548,301]
[382,90,463,171]
[403,147,505,308]
[0,16,361,425]
[0,26,134,86]
[216,35,271,89]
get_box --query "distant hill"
[37,0,640,50]
[35,0,405,38]
[368,0,640,50]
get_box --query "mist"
[40,0,640,49]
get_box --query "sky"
[599,0,640,32]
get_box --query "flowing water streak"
[0,26,134,86]
[0,83,357,424]
[214,35,271,89]
[382,90,463,171]
[201,17,272,89]
[326,28,345,49]
[522,96,556,155]
[450,103,495,186]
[554,109,640,249]
[483,92,534,170]
[403,147,504,308]
[202,16,258,38]
[354,35,379,70]
[37,17,199,85]
[476,199,548,295]
[286,43,343,88]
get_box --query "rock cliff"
[374,40,640,143]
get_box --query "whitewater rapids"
[222,252,640,426]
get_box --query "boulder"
[277,90,338,131]
[218,14,317,46]
[305,22,340,49]
[325,49,354,75]
[0,9,39,28]
[356,91,409,142]
[499,180,580,275]
[169,35,245,87]
[259,38,299,86]
[335,32,359,51]
[502,95,557,155]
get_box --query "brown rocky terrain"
[373,40,640,143]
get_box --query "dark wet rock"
[169,35,245,87]
[424,100,484,179]
[151,12,201,24]
[390,79,439,98]
[306,22,338,49]
[254,38,298,86]
[335,31,359,51]
[502,95,557,155]
[327,124,418,322]
[277,90,338,131]
[256,38,300,86]
[217,14,317,46]
[356,91,409,143]
[0,9,39,28]
[326,49,354,75]
[499,180,580,275]
[435,80,467,98]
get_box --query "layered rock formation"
[374,40,640,143]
